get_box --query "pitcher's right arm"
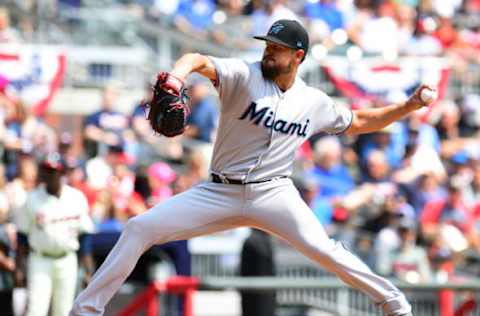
[170,53,217,83]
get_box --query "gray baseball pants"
[70,178,411,316]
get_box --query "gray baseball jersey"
[208,57,353,182]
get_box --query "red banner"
[321,56,450,117]
[0,45,66,116]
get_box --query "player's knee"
[124,216,148,235]
[304,238,342,264]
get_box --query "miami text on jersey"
[239,102,309,137]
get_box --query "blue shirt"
[306,164,354,198]
[361,137,404,169]
[187,97,218,142]
[176,0,215,31]
[131,103,145,119]
[84,110,129,135]
[304,2,344,31]
[312,196,334,225]
[96,219,124,233]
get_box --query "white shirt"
[16,184,94,255]
[208,57,353,182]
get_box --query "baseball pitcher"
[70,19,436,316]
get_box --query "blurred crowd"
[0,74,220,314]
[4,0,480,89]
[5,0,480,52]
[2,0,480,315]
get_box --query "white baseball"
[420,87,438,103]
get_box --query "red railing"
[118,276,199,316]
[118,276,479,316]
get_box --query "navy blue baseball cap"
[254,19,309,60]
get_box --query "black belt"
[211,173,287,185]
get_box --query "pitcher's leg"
[71,183,245,316]
[248,182,411,316]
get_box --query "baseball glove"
[145,72,190,137]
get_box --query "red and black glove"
[145,72,190,137]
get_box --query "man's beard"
[261,59,292,81]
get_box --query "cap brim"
[253,35,297,50]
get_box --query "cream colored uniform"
[71,57,412,316]
[17,184,94,316]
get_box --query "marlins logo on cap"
[254,19,310,61]
[269,22,285,35]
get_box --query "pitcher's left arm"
[345,85,435,135]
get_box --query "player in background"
[16,153,94,316]
[70,20,436,316]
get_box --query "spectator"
[107,153,135,215]
[58,132,75,163]
[126,169,150,217]
[174,0,216,38]
[304,0,344,43]
[2,101,55,180]
[431,0,462,19]
[435,101,478,159]
[403,16,443,56]
[436,100,463,140]
[6,155,38,223]
[85,145,129,191]
[305,137,354,224]
[0,177,14,316]
[184,82,219,143]
[338,150,400,219]
[365,193,415,236]
[374,211,404,275]
[0,164,11,219]
[393,127,446,186]
[0,7,22,43]
[0,225,14,316]
[306,136,354,199]
[404,111,441,151]
[83,84,129,158]
[305,0,344,32]
[64,158,97,209]
[146,161,176,206]
[92,190,125,232]
[420,182,476,253]
[394,4,416,52]
[363,149,394,184]
[409,172,447,215]
[347,0,401,55]
[17,103,57,160]
[360,123,405,170]
[467,162,480,210]
[384,217,433,283]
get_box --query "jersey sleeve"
[207,57,250,107]
[313,92,353,135]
